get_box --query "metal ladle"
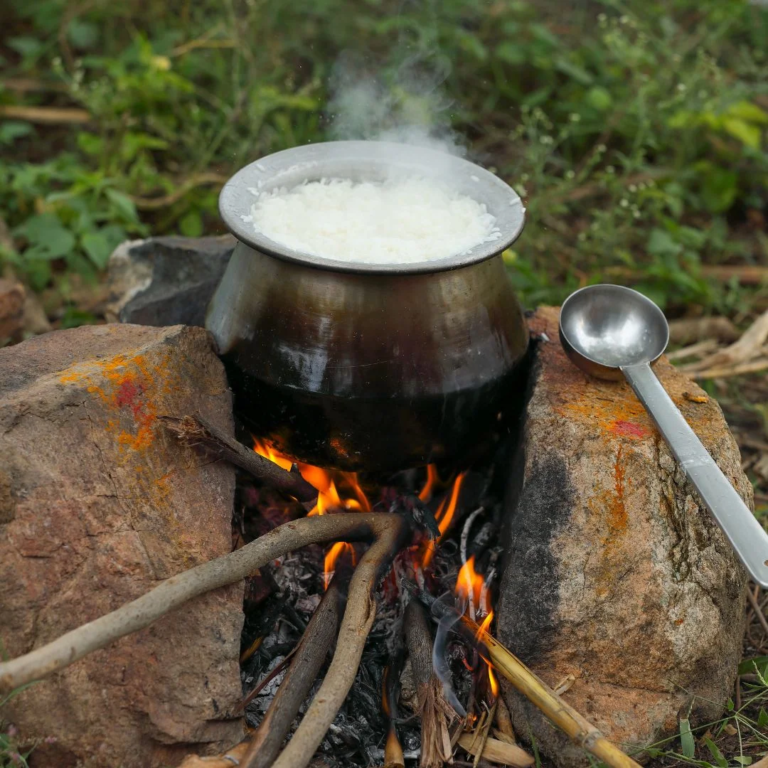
[559,283,768,587]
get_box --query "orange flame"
[476,609,494,640]
[254,438,370,588]
[253,438,371,516]
[456,555,485,615]
[323,541,356,589]
[488,663,499,697]
[418,464,439,502]
[420,471,467,568]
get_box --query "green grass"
[0,0,767,315]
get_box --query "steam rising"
[326,52,466,159]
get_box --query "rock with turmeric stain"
[498,306,749,767]
[0,324,243,768]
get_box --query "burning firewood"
[161,414,318,504]
[404,600,458,768]
[416,586,643,768]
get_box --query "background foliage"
[1,0,767,315]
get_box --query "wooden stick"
[130,173,227,210]
[242,577,345,768]
[417,591,641,768]
[1,78,68,93]
[689,356,768,380]
[457,733,534,767]
[383,726,406,768]
[271,516,409,768]
[604,264,768,287]
[666,339,719,362]
[0,105,90,124]
[668,317,739,346]
[684,309,768,372]
[404,601,456,768]
[382,621,407,768]
[494,695,516,742]
[178,740,250,767]
[0,513,404,693]
[479,625,640,768]
[160,415,318,504]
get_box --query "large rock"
[106,236,235,327]
[498,307,749,765]
[0,324,244,767]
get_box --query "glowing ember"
[323,541,356,589]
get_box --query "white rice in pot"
[248,177,500,265]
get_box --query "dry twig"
[668,317,739,346]
[0,105,90,124]
[160,415,318,504]
[130,173,228,210]
[666,339,719,362]
[419,592,642,768]
[1,78,68,93]
[748,588,768,639]
[683,309,768,373]
[494,695,516,742]
[690,357,768,380]
[0,513,405,694]
[457,732,534,767]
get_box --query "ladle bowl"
[560,284,768,587]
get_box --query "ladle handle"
[622,362,768,588]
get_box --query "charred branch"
[242,576,347,768]
[0,513,406,694]
[404,601,457,768]
[161,415,318,503]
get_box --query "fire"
[487,663,499,697]
[253,438,369,587]
[420,471,467,568]
[456,555,486,617]
[253,438,370,515]
[418,464,439,502]
[456,555,499,700]
[476,609,494,640]
[323,541,356,589]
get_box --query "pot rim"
[219,140,526,275]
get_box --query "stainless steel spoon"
[559,283,768,587]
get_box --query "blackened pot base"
[226,361,527,472]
